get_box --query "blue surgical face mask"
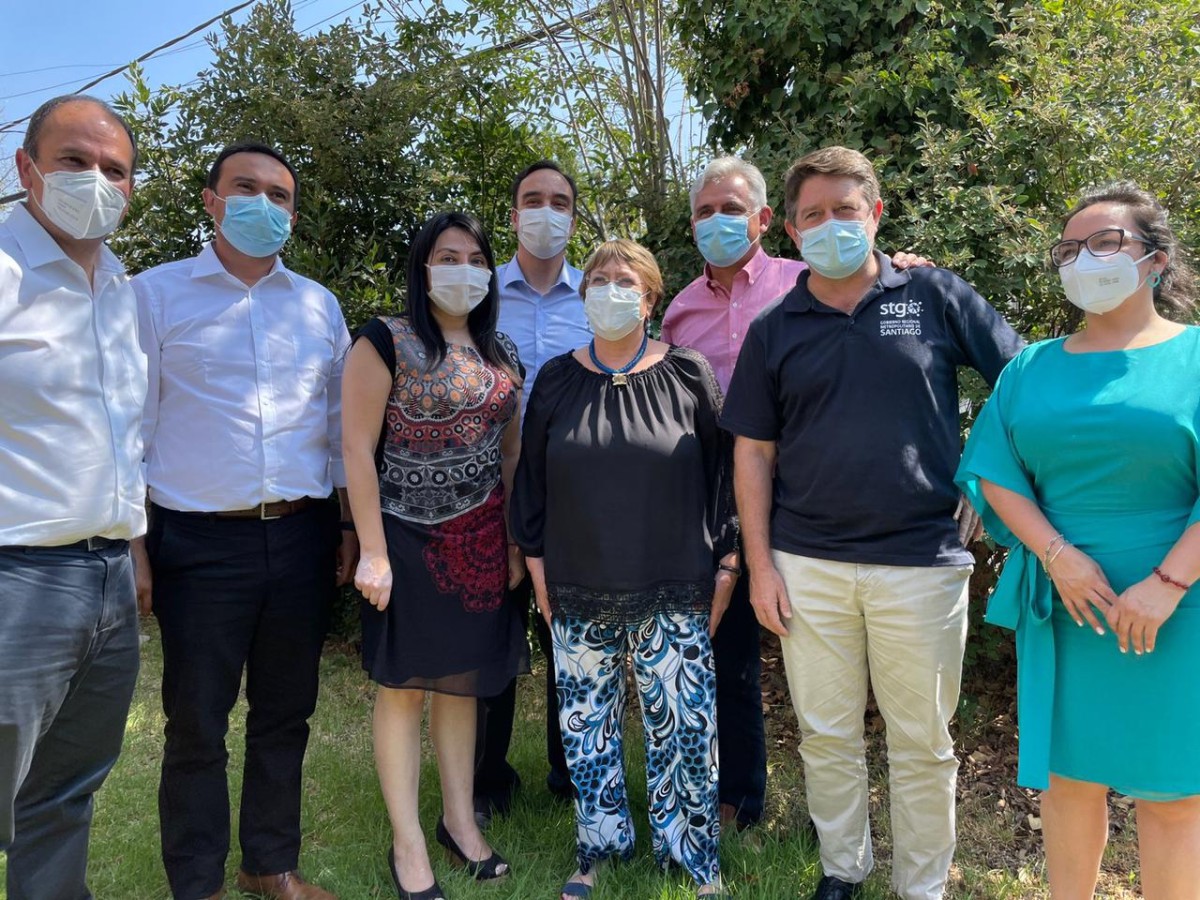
[216,193,293,258]
[796,217,872,279]
[695,212,756,268]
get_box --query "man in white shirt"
[0,95,144,900]
[134,142,354,900]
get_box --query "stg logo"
[880,301,922,318]
[879,299,923,336]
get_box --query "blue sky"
[0,0,366,188]
[0,0,704,199]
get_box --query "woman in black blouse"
[512,239,738,899]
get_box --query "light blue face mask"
[797,217,872,279]
[695,212,755,267]
[216,193,292,258]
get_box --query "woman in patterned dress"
[511,239,738,899]
[343,212,529,899]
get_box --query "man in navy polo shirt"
[722,146,1023,900]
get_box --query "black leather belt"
[1,536,130,552]
[167,497,318,521]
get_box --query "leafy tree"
[673,0,1200,338]
[113,0,573,326]
[674,0,1200,681]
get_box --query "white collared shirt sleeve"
[326,293,351,488]
[134,274,162,487]
[0,203,148,545]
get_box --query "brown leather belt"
[209,497,317,520]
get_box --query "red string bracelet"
[1153,566,1192,592]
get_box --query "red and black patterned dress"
[357,316,529,696]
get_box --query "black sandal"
[387,847,446,900]
[435,817,511,880]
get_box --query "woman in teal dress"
[956,182,1200,899]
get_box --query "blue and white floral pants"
[551,612,721,887]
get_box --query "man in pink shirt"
[663,158,803,394]
[661,157,795,831]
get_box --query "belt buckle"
[259,502,282,521]
[85,536,104,551]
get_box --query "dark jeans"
[713,571,767,825]
[0,543,139,900]
[474,574,570,809]
[148,504,336,900]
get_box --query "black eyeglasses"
[1049,228,1153,268]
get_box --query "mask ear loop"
[1133,248,1162,290]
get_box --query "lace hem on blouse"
[548,580,712,625]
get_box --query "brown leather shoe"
[235,869,336,900]
[204,891,226,900]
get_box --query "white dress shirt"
[0,203,148,545]
[134,244,350,513]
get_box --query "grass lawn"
[0,629,1141,899]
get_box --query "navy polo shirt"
[722,252,1024,567]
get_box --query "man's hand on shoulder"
[891,251,936,270]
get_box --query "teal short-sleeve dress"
[956,326,1200,799]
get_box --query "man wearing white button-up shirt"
[133,142,352,900]
[0,95,143,900]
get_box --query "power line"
[297,0,367,34]
[0,63,121,78]
[1,73,124,101]
[0,0,260,135]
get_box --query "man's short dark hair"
[23,95,139,173]
[511,160,577,214]
[206,141,301,207]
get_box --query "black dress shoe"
[435,817,511,880]
[811,874,863,900]
[387,848,445,900]
[546,771,576,802]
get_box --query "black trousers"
[713,571,767,825]
[148,504,337,900]
[474,574,570,808]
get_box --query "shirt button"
[732,332,739,338]
[732,302,739,308]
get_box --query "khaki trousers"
[773,551,971,900]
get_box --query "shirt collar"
[783,250,908,313]
[5,202,125,276]
[704,244,772,289]
[500,255,578,291]
[190,241,297,288]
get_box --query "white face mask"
[517,207,572,259]
[584,282,645,341]
[427,264,491,316]
[31,162,128,240]
[1059,249,1156,314]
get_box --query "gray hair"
[23,95,138,173]
[689,156,768,212]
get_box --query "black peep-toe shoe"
[387,847,447,900]
[435,817,511,880]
